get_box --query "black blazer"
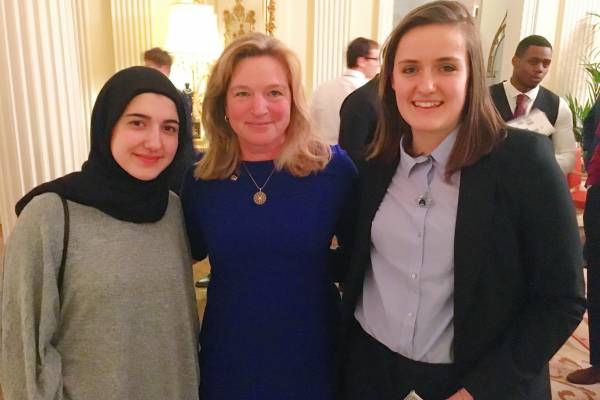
[341,128,585,399]
[338,76,380,163]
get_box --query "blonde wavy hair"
[195,33,330,180]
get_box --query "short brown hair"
[143,47,173,67]
[196,33,330,180]
[369,0,504,177]
[347,37,379,68]
[514,35,552,57]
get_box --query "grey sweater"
[1,193,199,399]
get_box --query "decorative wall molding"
[377,0,394,44]
[0,0,89,238]
[110,0,153,70]
[312,0,351,89]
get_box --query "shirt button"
[411,273,418,279]
[407,312,413,318]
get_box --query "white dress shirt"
[502,80,576,173]
[310,69,367,145]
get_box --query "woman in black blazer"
[340,2,585,399]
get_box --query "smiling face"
[225,55,292,160]
[110,92,179,181]
[391,23,469,152]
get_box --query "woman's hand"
[447,388,473,400]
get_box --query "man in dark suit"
[338,75,380,163]
[489,35,576,174]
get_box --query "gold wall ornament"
[264,0,276,36]
[223,0,256,45]
[487,11,507,79]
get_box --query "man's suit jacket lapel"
[490,83,514,122]
[453,153,495,331]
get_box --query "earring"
[224,114,229,123]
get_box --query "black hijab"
[15,66,189,223]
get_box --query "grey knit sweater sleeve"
[1,193,66,400]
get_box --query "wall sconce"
[165,0,223,146]
[487,11,507,81]
[223,0,256,45]
[223,0,277,45]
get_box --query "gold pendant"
[253,191,267,205]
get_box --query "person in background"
[144,46,196,194]
[338,74,380,163]
[0,67,200,399]
[181,32,356,400]
[143,47,173,76]
[489,35,576,174]
[567,97,600,385]
[311,37,380,144]
[340,2,585,399]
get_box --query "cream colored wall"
[275,1,310,90]
[150,0,172,46]
[348,0,376,40]
[86,1,117,103]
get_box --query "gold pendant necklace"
[242,162,276,206]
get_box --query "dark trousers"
[585,185,600,365]
[342,319,459,400]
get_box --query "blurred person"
[340,2,585,399]
[489,35,576,174]
[181,33,356,400]
[143,47,173,76]
[567,97,600,385]
[311,37,380,144]
[0,67,199,399]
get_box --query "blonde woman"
[181,33,356,400]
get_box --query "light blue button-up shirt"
[355,130,461,363]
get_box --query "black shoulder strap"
[58,196,69,296]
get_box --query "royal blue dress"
[181,146,356,400]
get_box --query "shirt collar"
[504,79,539,101]
[343,69,366,80]
[399,128,459,177]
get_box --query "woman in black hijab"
[1,67,200,400]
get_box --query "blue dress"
[181,146,356,400]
